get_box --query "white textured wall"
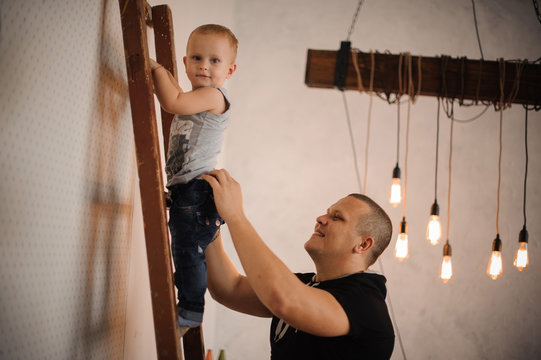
[0,0,136,359]
[1,0,540,360]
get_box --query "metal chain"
[346,0,364,41]
[534,0,541,25]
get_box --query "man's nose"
[316,214,327,225]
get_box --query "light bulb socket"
[399,217,407,234]
[392,164,401,179]
[492,234,502,252]
[430,200,440,216]
[443,242,452,256]
[518,225,528,244]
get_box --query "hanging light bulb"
[514,225,529,271]
[389,164,401,207]
[394,217,408,261]
[426,200,442,245]
[487,234,503,280]
[440,241,452,283]
[429,98,442,246]
[514,110,530,272]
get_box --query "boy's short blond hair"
[189,24,238,60]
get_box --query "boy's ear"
[226,63,237,79]
[183,56,187,67]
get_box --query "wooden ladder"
[118,1,206,359]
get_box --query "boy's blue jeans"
[168,179,223,324]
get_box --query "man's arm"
[202,170,351,337]
[206,231,272,318]
[150,59,225,115]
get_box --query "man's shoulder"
[317,272,388,300]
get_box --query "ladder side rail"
[151,5,177,156]
[118,0,182,358]
[183,326,206,360]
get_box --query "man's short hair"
[348,194,393,265]
[189,24,238,60]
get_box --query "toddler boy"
[150,24,238,336]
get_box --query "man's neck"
[313,262,368,282]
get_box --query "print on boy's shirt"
[166,120,193,179]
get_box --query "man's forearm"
[226,214,304,316]
[201,169,305,317]
[206,233,272,317]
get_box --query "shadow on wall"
[69,1,134,358]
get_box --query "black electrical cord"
[341,92,363,192]
[496,107,503,235]
[445,114,455,248]
[396,101,401,165]
[434,98,441,200]
[439,55,490,122]
[402,101,411,219]
[471,0,484,59]
[376,258,407,360]
[452,105,490,123]
[523,108,528,226]
[440,56,454,119]
[533,0,541,25]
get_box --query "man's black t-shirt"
[270,272,394,360]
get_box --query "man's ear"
[354,236,374,254]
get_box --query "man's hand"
[202,169,244,223]
[149,58,162,71]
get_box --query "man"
[202,169,395,359]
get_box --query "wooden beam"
[305,49,541,107]
[118,0,182,359]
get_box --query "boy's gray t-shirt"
[165,87,230,187]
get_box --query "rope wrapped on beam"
[305,49,541,108]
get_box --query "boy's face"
[183,33,237,89]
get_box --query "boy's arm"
[151,59,225,115]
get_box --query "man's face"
[183,33,236,90]
[304,196,368,259]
